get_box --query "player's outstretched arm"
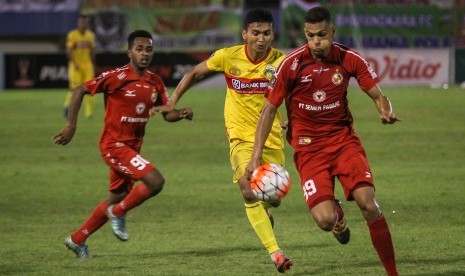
[153,61,211,114]
[366,84,401,124]
[245,101,279,180]
[162,107,194,123]
[53,85,88,145]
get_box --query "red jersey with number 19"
[266,43,380,152]
[84,64,169,150]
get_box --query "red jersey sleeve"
[84,68,123,95]
[342,47,380,92]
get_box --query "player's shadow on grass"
[291,255,465,276]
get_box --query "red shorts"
[294,135,374,209]
[101,145,154,192]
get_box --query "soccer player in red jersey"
[54,30,193,258]
[246,7,399,276]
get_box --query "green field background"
[0,86,464,275]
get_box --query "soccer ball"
[250,163,291,202]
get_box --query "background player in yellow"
[64,14,96,118]
[155,8,292,273]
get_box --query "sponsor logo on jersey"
[298,136,312,145]
[331,72,343,85]
[291,58,299,71]
[313,90,326,102]
[117,72,126,80]
[231,79,269,94]
[125,89,136,97]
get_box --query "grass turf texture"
[0,86,464,275]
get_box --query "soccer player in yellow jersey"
[64,14,96,118]
[155,8,292,273]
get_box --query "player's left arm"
[365,84,401,124]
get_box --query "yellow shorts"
[230,140,284,183]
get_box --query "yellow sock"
[245,202,280,254]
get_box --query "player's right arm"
[154,60,212,113]
[54,84,89,145]
[245,101,279,180]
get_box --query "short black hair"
[243,8,273,29]
[305,7,331,24]
[127,30,152,48]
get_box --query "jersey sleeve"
[206,48,225,72]
[83,72,113,95]
[347,50,380,92]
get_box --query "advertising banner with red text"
[359,49,449,86]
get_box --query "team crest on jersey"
[313,90,326,102]
[229,66,241,76]
[136,102,146,114]
[263,65,276,80]
[331,72,343,85]
[151,91,158,102]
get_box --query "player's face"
[304,21,335,60]
[242,22,274,56]
[77,17,89,31]
[128,37,154,72]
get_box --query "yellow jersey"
[206,45,286,149]
[66,29,95,68]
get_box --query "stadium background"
[1,0,465,90]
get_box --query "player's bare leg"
[310,199,350,244]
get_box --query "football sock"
[368,214,398,276]
[261,201,273,209]
[112,184,152,217]
[245,202,280,254]
[71,200,109,244]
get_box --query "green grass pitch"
[0,86,464,275]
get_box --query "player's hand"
[53,124,76,145]
[245,159,261,181]
[179,107,193,121]
[380,111,402,124]
[152,103,175,114]
[280,120,288,130]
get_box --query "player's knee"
[145,176,164,196]
[242,189,258,203]
[360,200,381,221]
[313,212,337,231]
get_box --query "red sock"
[71,200,109,244]
[113,184,152,217]
[367,214,398,276]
